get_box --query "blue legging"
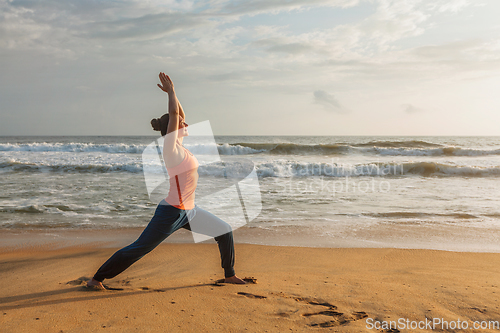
[93,201,235,282]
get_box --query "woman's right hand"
[157,72,174,94]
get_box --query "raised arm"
[157,72,179,154]
[178,100,186,121]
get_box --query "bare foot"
[224,275,246,284]
[86,278,106,290]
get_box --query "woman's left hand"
[157,72,175,94]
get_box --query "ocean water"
[2,136,500,250]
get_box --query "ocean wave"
[360,146,500,156]
[228,142,351,155]
[255,161,500,178]
[402,161,500,177]
[3,141,500,157]
[362,212,478,219]
[215,140,444,155]
[219,142,500,157]
[0,141,349,156]
[0,205,48,214]
[0,159,143,173]
[0,221,81,229]
[0,219,138,229]
[216,143,261,155]
[353,140,443,148]
[2,158,500,178]
[0,203,89,214]
[0,141,262,155]
[0,142,147,154]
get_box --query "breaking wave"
[3,159,498,178]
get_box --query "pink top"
[165,146,199,210]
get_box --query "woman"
[87,73,246,289]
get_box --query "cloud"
[434,0,471,13]
[0,0,211,53]
[1,0,497,135]
[81,12,210,40]
[215,0,360,16]
[411,38,500,64]
[402,104,423,114]
[314,90,348,113]
[0,0,479,66]
[243,0,476,68]
[267,42,312,54]
[252,38,313,54]
[207,71,255,82]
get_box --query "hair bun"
[151,118,162,131]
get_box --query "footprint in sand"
[139,287,167,292]
[294,297,367,328]
[237,292,267,299]
[213,277,258,286]
[302,310,343,317]
[238,290,368,328]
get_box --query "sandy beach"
[2,231,500,333]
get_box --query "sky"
[1,0,499,136]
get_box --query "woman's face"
[178,118,189,137]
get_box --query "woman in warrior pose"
[87,73,246,289]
